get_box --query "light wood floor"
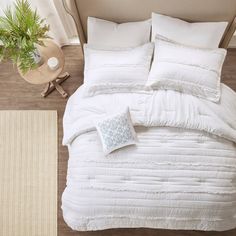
[0,46,236,236]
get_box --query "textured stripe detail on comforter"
[62,127,236,231]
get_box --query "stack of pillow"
[86,13,228,155]
[84,12,227,102]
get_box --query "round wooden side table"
[18,39,70,98]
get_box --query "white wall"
[0,0,15,14]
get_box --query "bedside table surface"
[18,39,65,85]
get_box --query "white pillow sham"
[88,17,151,48]
[84,42,154,85]
[147,36,227,102]
[95,107,137,155]
[152,13,228,48]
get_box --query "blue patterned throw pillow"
[96,108,137,155]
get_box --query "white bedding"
[62,83,236,231]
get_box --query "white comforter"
[62,84,236,231]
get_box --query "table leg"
[51,80,68,98]
[41,83,51,97]
[57,72,70,81]
[40,72,70,98]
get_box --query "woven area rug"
[0,110,57,236]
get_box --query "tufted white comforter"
[62,84,236,231]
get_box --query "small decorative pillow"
[84,42,154,84]
[151,12,228,48]
[88,16,151,48]
[147,36,227,102]
[95,108,137,155]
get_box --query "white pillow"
[147,36,227,102]
[84,43,154,84]
[95,108,137,155]
[88,16,151,48]
[152,13,228,48]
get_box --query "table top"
[18,39,65,85]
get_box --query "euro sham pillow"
[95,108,137,155]
[152,12,228,48]
[84,42,154,85]
[88,16,151,48]
[147,37,227,102]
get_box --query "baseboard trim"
[229,35,236,48]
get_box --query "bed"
[62,0,236,232]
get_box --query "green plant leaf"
[0,0,50,73]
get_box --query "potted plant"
[0,0,50,74]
